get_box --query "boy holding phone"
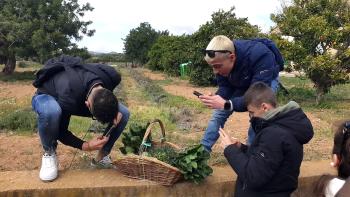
[219,82,313,196]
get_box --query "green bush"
[0,71,36,82]
[17,61,29,68]
[147,35,191,76]
[17,61,42,68]
[0,108,37,132]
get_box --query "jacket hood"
[252,101,314,144]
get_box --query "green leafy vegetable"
[173,144,213,184]
[119,123,151,154]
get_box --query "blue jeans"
[32,94,130,154]
[201,78,279,152]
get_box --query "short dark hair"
[333,120,350,178]
[243,82,277,108]
[91,88,119,124]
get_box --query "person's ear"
[229,53,235,61]
[85,101,90,109]
[261,103,269,112]
[113,112,123,126]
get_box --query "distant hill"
[89,51,121,56]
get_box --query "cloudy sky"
[77,0,283,53]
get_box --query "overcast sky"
[76,0,283,53]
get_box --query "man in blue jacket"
[199,35,283,151]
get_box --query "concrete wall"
[0,161,336,197]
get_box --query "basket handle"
[141,119,166,146]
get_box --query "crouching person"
[32,55,130,182]
[219,82,314,197]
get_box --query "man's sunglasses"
[202,49,232,58]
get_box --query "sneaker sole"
[40,174,58,182]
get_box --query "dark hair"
[334,120,350,179]
[91,88,119,124]
[312,120,350,196]
[243,82,277,108]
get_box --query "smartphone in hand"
[103,124,115,137]
[193,90,203,97]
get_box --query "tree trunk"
[2,54,16,75]
[315,86,325,105]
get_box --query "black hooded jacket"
[32,55,121,149]
[224,104,314,197]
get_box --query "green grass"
[0,108,37,134]
[164,94,207,112]
[0,63,40,82]
[279,76,350,103]
[0,71,36,82]
[154,78,174,85]
[17,61,42,68]
[68,116,93,134]
[278,76,350,123]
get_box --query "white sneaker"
[91,155,115,169]
[39,152,58,182]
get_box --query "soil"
[0,82,36,99]
[142,69,166,81]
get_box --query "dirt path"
[0,82,35,99]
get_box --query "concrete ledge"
[0,161,335,197]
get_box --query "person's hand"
[83,136,109,151]
[199,93,226,109]
[330,154,340,167]
[219,128,240,149]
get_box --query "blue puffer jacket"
[216,39,284,112]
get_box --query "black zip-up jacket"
[224,105,314,197]
[33,55,121,149]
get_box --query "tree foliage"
[271,0,350,103]
[147,35,191,76]
[123,22,166,65]
[0,0,95,74]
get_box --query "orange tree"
[271,0,350,103]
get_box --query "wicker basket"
[114,119,183,186]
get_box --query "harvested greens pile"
[119,123,151,154]
[171,144,213,184]
[119,123,213,184]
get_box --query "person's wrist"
[87,141,92,151]
[235,141,241,148]
[227,141,240,149]
[224,143,233,149]
[224,100,231,110]
[83,141,92,151]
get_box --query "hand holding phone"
[103,124,115,137]
[193,90,203,97]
